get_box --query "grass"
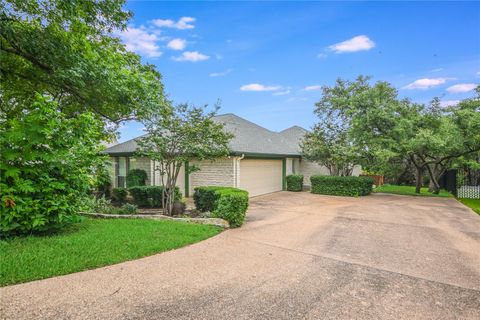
[374,184,453,197]
[0,218,221,287]
[458,198,480,215]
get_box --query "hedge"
[194,186,249,228]
[112,188,128,204]
[193,186,234,212]
[286,174,303,191]
[310,175,374,197]
[128,186,182,208]
[126,169,147,187]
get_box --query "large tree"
[137,104,233,215]
[0,0,167,234]
[0,0,166,128]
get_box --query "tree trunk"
[425,163,444,195]
[428,179,435,193]
[415,166,423,194]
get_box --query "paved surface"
[1,192,480,319]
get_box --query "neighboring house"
[104,114,360,197]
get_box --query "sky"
[116,0,480,142]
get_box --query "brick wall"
[189,158,235,195]
[299,159,331,186]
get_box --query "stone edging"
[81,212,229,228]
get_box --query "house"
[104,113,360,197]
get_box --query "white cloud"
[431,68,443,72]
[439,100,460,108]
[116,26,162,58]
[151,17,195,30]
[317,53,328,59]
[403,78,453,90]
[303,85,322,91]
[328,35,375,53]
[209,69,232,77]
[167,38,187,50]
[240,83,282,92]
[172,51,209,62]
[446,83,477,93]
[273,89,291,96]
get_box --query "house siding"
[189,158,235,195]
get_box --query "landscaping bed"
[0,218,221,287]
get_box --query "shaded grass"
[458,198,480,215]
[374,184,453,197]
[0,218,221,287]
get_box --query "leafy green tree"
[0,0,168,234]
[0,0,166,128]
[0,96,105,235]
[137,104,233,215]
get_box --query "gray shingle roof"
[103,113,307,156]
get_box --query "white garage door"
[240,159,283,197]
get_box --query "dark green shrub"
[112,188,128,204]
[193,186,235,212]
[212,189,249,228]
[310,175,374,197]
[194,186,249,228]
[286,174,304,191]
[126,169,147,187]
[129,186,182,208]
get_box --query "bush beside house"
[310,175,374,197]
[194,186,249,227]
[126,169,148,187]
[128,186,182,208]
[286,174,304,191]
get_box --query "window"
[116,157,128,188]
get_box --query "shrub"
[286,174,304,191]
[126,169,147,187]
[112,188,128,204]
[310,175,374,197]
[0,96,104,236]
[128,186,182,208]
[212,189,249,228]
[193,186,235,212]
[194,186,249,228]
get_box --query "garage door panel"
[240,159,283,197]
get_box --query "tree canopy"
[1,0,166,130]
[0,0,168,235]
[303,76,480,194]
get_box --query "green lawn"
[0,218,221,287]
[458,198,480,215]
[374,184,453,197]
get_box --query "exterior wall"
[298,159,331,186]
[298,160,362,186]
[189,157,235,195]
[286,158,294,175]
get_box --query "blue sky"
[116,0,480,142]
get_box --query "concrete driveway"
[1,192,480,319]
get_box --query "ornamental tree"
[137,104,233,215]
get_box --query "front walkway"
[1,192,479,319]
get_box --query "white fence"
[457,186,480,199]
